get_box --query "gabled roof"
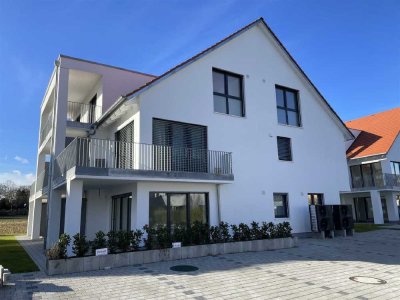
[346,107,400,159]
[97,18,353,139]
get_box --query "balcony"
[53,137,233,186]
[67,101,101,124]
[39,113,53,146]
[351,173,400,191]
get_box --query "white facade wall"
[60,57,155,112]
[130,25,350,233]
[383,135,400,174]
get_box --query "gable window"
[277,136,292,161]
[273,193,289,218]
[213,69,244,117]
[276,86,301,126]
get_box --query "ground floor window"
[111,193,132,231]
[273,193,289,218]
[308,193,324,205]
[353,197,373,222]
[149,192,209,230]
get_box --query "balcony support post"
[30,198,42,239]
[370,190,384,224]
[46,190,62,249]
[64,179,83,256]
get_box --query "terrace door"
[152,118,208,173]
[115,121,134,169]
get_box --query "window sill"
[214,112,246,119]
[277,123,303,129]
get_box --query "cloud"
[14,155,29,164]
[0,170,35,186]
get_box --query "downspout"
[216,184,221,224]
[45,59,60,248]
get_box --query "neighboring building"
[341,107,400,224]
[28,18,353,254]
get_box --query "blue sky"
[0,0,399,185]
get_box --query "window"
[277,137,292,161]
[111,193,132,231]
[152,118,208,173]
[273,193,289,218]
[149,192,209,231]
[391,161,400,175]
[213,69,244,117]
[276,86,300,126]
[308,193,324,205]
[350,162,383,188]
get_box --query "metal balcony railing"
[53,137,233,184]
[36,166,49,194]
[39,114,53,145]
[67,101,102,124]
[30,181,35,197]
[351,173,400,190]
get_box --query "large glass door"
[354,197,374,223]
[169,194,187,231]
[111,193,132,231]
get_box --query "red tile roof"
[346,107,400,159]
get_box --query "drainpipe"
[216,184,221,224]
[44,59,60,248]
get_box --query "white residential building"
[341,108,400,224]
[28,18,354,253]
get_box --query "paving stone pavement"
[1,229,399,299]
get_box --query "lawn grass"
[354,223,385,233]
[0,216,27,235]
[0,235,39,273]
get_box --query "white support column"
[370,190,384,224]
[30,198,42,239]
[27,200,34,238]
[384,192,400,222]
[45,66,69,249]
[46,190,62,248]
[64,179,83,256]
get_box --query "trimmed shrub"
[155,225,170,249]
[72,233,89,257]
[250,221,262,240]
[143,225,156,250]
[172,224,190,246]
[130,229,144,250]
[191,221,210,245]
[47,243,62,260]
[116,230,131,252]
[238,223,251,241]
[58,233,71,259]
[276,221,292,238]
[107,231,118,254]
[91,231,107,254]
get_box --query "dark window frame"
[149,192,210,232]
[212,68,245,117]
[277,136,292,161]
[275,85,301,126]
[273,193,289,218]
[111,193,132,231]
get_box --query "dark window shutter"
[152,119,207,149]
[152,118,208,172]
[277,137,292,161]
[115,121,134,169]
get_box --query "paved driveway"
[1,229,400,300]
